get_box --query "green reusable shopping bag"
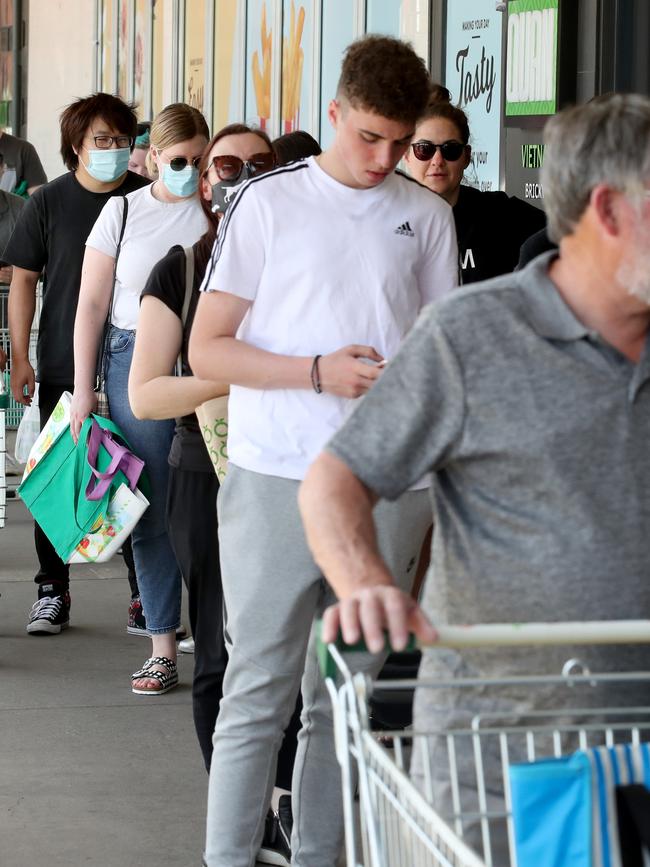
[18,415,135,562]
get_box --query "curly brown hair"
[336,35,432,125]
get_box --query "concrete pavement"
[0,443,209,867]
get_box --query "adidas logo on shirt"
[394,221,415,237]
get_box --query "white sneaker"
[178,636,195,654]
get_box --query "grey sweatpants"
[204,465,432,867]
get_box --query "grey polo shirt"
[328,251,650,742]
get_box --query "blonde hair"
[146,102,209,176]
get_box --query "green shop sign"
[506,0,558,116]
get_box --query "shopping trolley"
[320,620,650,867]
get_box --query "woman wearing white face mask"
[70,102,209,695]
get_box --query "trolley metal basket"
[321,621,650,867]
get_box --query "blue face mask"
[83,147,131,182]
[161,163,199,198]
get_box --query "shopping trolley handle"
[316,619,650,679]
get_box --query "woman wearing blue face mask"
[70,102,209,696]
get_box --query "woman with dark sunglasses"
[69,103,209,696]
[127,123,300,866]
[405,91,546,283]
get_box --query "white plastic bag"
[14,383,40,464]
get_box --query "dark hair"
[194,123,273,276]
[60,92,138,171]
[420,93,471,145]
[337,35,432,125]
[272,130,321,166]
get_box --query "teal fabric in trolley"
[510,752,592,867]
[510,743,650,867]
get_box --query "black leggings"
[33,382,74,589]
[166,463,301,784]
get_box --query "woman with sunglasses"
[69,103,209,695]
[128,124,307,866]
[405,90,546,283]
[127,123,275,752]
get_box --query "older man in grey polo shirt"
[299,91,650,851]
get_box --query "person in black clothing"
[5,92,148,635]
[517,226,558,268]
[405,95,546,283]
[272,130,321,165]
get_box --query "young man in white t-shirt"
[190,36,458,867]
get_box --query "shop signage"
[445,1,504,192]
[506,0,558,116]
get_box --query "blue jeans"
[105,326,181,633]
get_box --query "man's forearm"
[299,451,393,600]
[8,274,37,359]
[190,334,312,390]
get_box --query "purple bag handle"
[85,420,144,502]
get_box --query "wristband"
[310,354,322,394]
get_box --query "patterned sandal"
[131,656,179,695]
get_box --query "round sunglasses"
[411,140,466,162]
[163,155,203,172]
[210,152,276,182]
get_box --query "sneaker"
[275,795,293,862]
[26,586,71,635]
[126,595,147,636]
[127,596,186,639]
[178,636,195,654]
[257,810,290,867]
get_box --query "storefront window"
[184,1,207,113]
[0,0,12,130]
[117,0,130,98]
[133,0,151,118]
[319,0,355,148]
[151,0,164,115]
[281,0,315,135]
[213,0,244,133]
[101,0,115,94]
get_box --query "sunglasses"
[411,140,466,162]
[163,155,203,172]
[210,152,276,181]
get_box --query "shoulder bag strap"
[175,245,195,377]
[96,195,129,389]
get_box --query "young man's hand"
[322,586,437,654]
[319,345,385,398]
[10,357,35,405]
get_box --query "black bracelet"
[310,354,322,394]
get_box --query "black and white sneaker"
[275,795,293,863]
[26,586,71,635]
[257,808,290,867]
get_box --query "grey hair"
[541,93,650,243]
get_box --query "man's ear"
[328,99,341,130]
[591,184,621,237]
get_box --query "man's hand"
[319,345,385,398]
[69,387,97,443]
[322,586,438,654]
[0,265,13,284]
[10,357,35,405]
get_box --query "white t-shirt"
[86,183,207,329]
[201,156,458,480]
